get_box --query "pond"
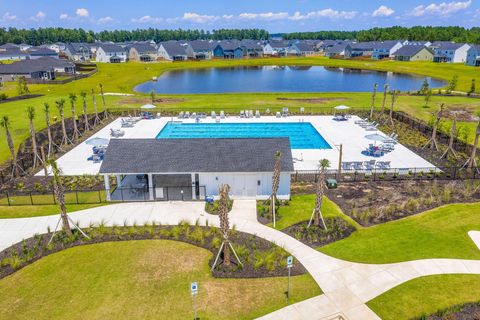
[134,66,446,94]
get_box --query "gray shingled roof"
[430,41,467,50]
[99,43,125,53]
[392,45,432,57]
[99,138,294,174]
[29,48,58,55]
[160,41,188,56]
[128,43,157,54]
[0,57,73,74]
[294,42,316,52]
[188,40,214,51]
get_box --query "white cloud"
[410,0,472,16]
[76,8,89,17]
[289,9,357,20]
[182,12,218,23]
[31,11,46,21]
[238,12,289,21]
[1,12,17,21]
[97,16,114,24]
[131,15,163,23]
[372,5,395,17]
[59,13,69,20]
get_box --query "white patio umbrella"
[365,133,389,145]
[140,104,157,109]
[334,105,350,110]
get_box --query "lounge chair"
[376,161,391,170]
[191,112,197,119]
[342,162,353,171]
[211,111,216,119]
[240,110,246,118]
[220,111,225,119]
[354,117,369,124]
[255,110,260,118]
[300,107,305,114]
[282,108,289,117]
[215,117,220,123]
[265,108,270,114]
[275,111,281,118]
[177,111,184,119]
[110,128,125,138]
[185,111,190,118]
[121,119,134,128]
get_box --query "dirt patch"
[276,97,348,103]
[118,97,184,105]
[443,106,480,122]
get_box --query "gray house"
[28,47,59,59]
[289,42,316,56]
[65,43,92,61]
[392,45,434,62]
[186,40,214,60]
[0,60,55,81]
[371,41,403,60]
[466,45,480,67]
[158,41,189,61]
[99,138,293,201]
[127,43,158,62]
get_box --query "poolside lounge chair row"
[110,128,125,138]
[342,160,391,171]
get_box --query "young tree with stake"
[1,116,23,177]
[308,159,330,230]
[270,151,281,228]
[69,93,81,141]
[55,98,71,147]
[80,91,90,132]
[26,106,42,168]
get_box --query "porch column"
[148,173,154,201]
[104,174,111,201]
[191,173,196,200]
[116,175,122,188]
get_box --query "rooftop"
[100,138,294,174]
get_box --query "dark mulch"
[0,94,43,104]
[414,302,480,320]
[0,225,307,280]
[282,217,355,248]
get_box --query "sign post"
[191,281,198,320]
[286,256,293,299]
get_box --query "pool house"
[99,138,293,201]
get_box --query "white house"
[96,44,127,63]
[263,40,290,56]
[429,41,471,63]
[371,41,403,60]
[157,41,189,61]
[99,138,293,201]
[466,45,480,67]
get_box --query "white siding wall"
[453,44,470,63]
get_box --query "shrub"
[210,236,221,249]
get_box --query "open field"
[320,202,480,263]
[0,57,479,164]
[367,274,480,320]
[0,239,320,320]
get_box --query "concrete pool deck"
[37,115,435,176]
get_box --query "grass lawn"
[367,274,480,320]
[0,240,321,320]
[0,203,105,219]
[320,203,480,263]
[267,194,361,230]
[0,57,479,163]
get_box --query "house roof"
[160,41,188,56]
[0,48,28,58]
[66,43,91,54]
[28,47,58,55]
[128,43,157,54]
[268,40,290,49]
[99,138,294,174]
[326,43,349,54]
[239,40,263,50]
[430,41,468,50]
[392,45,432,57]
[216,40,242,51]
[294,42,316,52]
[0,43,20,50]
[0,57,73,74]
[188,40,214,51]
[371,41,401,50]
[99,43,125,53]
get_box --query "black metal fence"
[292,166,480,183]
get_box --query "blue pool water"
[156,122,332,149]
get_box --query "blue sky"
[1,0,478,32]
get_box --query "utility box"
[326,179,338,189]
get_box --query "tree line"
[0,28,269,45]
[283,26,480,44]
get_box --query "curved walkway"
[0,200,479,320]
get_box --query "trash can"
[326,179,338,189]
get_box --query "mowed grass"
[0,57,480,163]
[367,274,480,320]
[0,240,321,320]
[320,203,480,263]
[268,194,360,230]
[0,203,105,219]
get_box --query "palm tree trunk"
[45,113,53,156]
[381,84,389,114]
[5,128,20,176]
[53,177,72,236]
[60,112,71,146]
[313,170,326,228]
[92,89,101,126]
[83,97,90,132]
[29,118,40,168]
[100,84,108,119]
[71,104,80,141]
[223,240,231,267]
[467,121,480,168]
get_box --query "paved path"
[1,201,479,320]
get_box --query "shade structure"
[334,105,350,110]
[365,133,389,143]
[140,104,157,109]
[85,137,109,146]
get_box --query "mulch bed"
[0,225,307,280]
[414,302,480,320]
[0,94,43,104]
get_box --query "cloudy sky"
[1,0,479,31]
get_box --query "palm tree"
[219,184,231,267]
[99,83,108,119]
[26,106,42,168]
[43,103,54,156]
[465,111,480,169]
[55,99,71,147]
[381,84,389,114]
[46,158,72,236]
[369,83,378,118]
[1,116,23,176]
[270,151,281,228]
[423,104,444,151]
[310,159,330,230]
[69,93,80,141]
[91,88,101,126]
[389,90,398,128]
[80,91,90,132]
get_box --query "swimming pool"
[156,122,332,149]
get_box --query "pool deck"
[37,115,435,176]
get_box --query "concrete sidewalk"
[0,200,479,320]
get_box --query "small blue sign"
[287,256,293,268]
[191,282,198,295]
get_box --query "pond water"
[134,66,446,94]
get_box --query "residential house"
[127,43,158,62]
[239,40,264,57]
[187,40,214,60]
[345,42,375,58]
[157,41,189,61]
[371,41,403,60]
[65,43,92,61]
[0,48,29,61]
[429,41,471,63]
[0,59,55,81]
[96,44,127,63]
[46,42,66,53]
[288,42,317,56]
[213,41,243,59]
[466,45,480,67]
[325,43,351,58]
[263,40,290,56]
[31,57,76,74]
[391,45,434,62]
[99,138,293,201]
[0,43,20,50]
[28,47,59,59]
